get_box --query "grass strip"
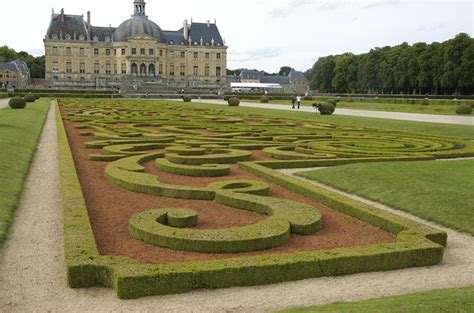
[0,99,50,242]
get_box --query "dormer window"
[169,40,174,45]
[93,36,99,42]
[194,42,198,45]
[79,35,85,40]
[105,36,111,42]
[217,43,222,46]
[52,34,58,40]
[65,34,72,40]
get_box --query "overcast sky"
[0,0,472,72]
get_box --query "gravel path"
[185,99,474,126]
[0,103,473,312]
[0,98,10,109]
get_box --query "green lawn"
[297,159,474,234]
[279,286,474,313]
[0,99,50,242]
[243,99,469,116]
[194,101,474,140]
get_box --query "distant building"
[0,60,30,88]
[44,0,227,89]
[233,69,308,94]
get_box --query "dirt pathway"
[0,103,473,312]
[0,98,10,109]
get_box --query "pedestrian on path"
[291,97,296,109]
[296,95,302,109]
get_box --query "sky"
[0,0,472,73]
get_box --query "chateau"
[44,0,227,89]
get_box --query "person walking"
[291,97,296,109]
[296,95,302,109]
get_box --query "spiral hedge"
[55,99,463,299]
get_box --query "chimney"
[87,11,91,26]
[183,20,189,40]
[60,8,65,22]
[207,20,210,28]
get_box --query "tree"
[278,66,293,76]
[0,46,45,78]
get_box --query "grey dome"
[113,16,163,42]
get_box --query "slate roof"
[46,14,88,40]
[187,23,224,46]
[288,69,306,81]
[90,26,116,42]
[162,31,186,45]
[239,70,262,80]
[0,60,30,76]
[260,76,290,84]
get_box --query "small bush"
[24,94,36,103]
[228,97,240,106]
[456,104,472,115]
[318,103,336,115]
[182,96,192,103]
[9,97,26,109]
[421,98,430,106]
[260,96,269,103]
[35,94,40,100]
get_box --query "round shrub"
[318,103,336,115]
[456,104,472,115]
[9,97,26,109]
[421,98,430,106]
[24,93,36,103]
[260,96,269,103]
[182,96,192,103]
[228,97,240,107]
[35,94,40,100]
[327,98,339,107]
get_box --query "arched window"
[52,34,58,40]
[65,34,71,40]
[131,63,138,75]
[79,35,85,41]
[169,40,174,45]
[105,36,111,42]
[148,64,156,76]
[140,63,147,76]
[93,36,99,42]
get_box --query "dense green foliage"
[8,97,26,109]
[280,286,474,313]
[0,99,49,241]
[182,96,192,102]
[0,46,45,78]
[297,159,474,234]
[318,103,335,115]
[261,95,270,103]
[24,93,36,103]
[307,33,474,95]
[456,104,473,114]
[228,97,240,106]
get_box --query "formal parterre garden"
[56,98,474,299]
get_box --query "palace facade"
[44,0,227,88]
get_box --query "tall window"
[106,49,111,56]
[216,53,221,59]
[180,65,186,76]
[159,50,163,57]
[94,48,99,55]
[132,48,137,55]
[169,51,175,59]
[52,62,59,72]
[66,47,72,55]
[114,63,118,74]
[149,49,154,56]
[180,51,185,58]
[158,63,163,75]
[204,66,210,77]
[205,52,210,59]
[216,66,221,76]
[52,46,59,56]
[140,48,146,55]
[79,48,85,56]
[121,63,126,74]
[66,62,72,74]
[193,52,198,59]
[94,63,100,74]
[169,64,175,76]
[79,62,85,74]
[106,63,111,75]
[193,66,199,76]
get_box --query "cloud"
[228,48,283,63]
[269,0,314,18]
[362,0,401,9]
[27,48,45,56]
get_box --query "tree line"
[306,33,474,95]
[0,46,45,79]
